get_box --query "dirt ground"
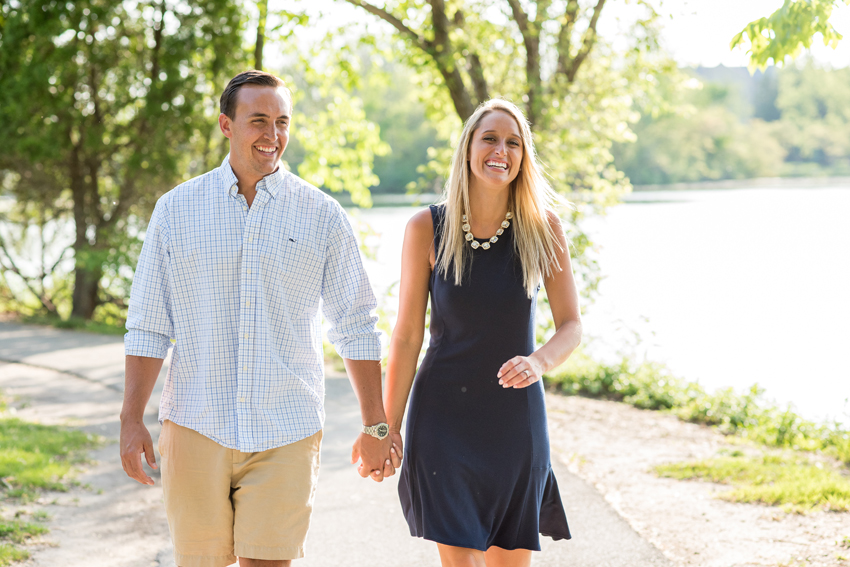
[0,361,173,567]
[546,394,850,567]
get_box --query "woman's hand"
[497,355,545,389]
[389,431,404,469]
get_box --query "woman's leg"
[437,544,487,567]
[483,546,532,567]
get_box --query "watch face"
[377,424,389,437]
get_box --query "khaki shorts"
[158,420,322,567]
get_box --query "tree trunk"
[69,139,101,320]
[254,0,268,70]
[71,260,102,320]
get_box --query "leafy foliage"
[544,347,850,466]
[732,0,850,69]
[771,64,850,175]
[0,0,247,320]
[613,61,850,184]
[325,0,677,296]
[614,78,786,185]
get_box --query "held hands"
[119,419,157,486]
[497,355,544,389]
[351,433,395,482]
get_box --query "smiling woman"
[384,98,583,567]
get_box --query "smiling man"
[119,70,393,567]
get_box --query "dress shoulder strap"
[429,204,446,249]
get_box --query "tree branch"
[467,53,489,105]
[566,0,606,83]
[453,8,489,105]
[556,0,579,76]
[344,0,475,119]
[534,0,554,26]
[343,0,433,51]
[506,0,541,124]
[0,232,55,314]
[506,0,532,47]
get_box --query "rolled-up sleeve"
[322,208,381,360]
[125,197,174,359]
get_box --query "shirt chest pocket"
[267,238,325,318]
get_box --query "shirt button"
[247,268,251,274]
[244,333,249,340]
[240,397,246,402]
[242,366,246,371]
[248,237,253,243]
[246,301,250,307]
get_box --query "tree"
[0,0,245,320]
[732,0,850,68]
[770,63,850,175]
[613,81,787,185]
[322,0,673,298]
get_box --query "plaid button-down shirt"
[125,156,381,451]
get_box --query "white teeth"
[486,161,507,169]
[256,146,276,153]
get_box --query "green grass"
[0,544,28,566]
[0,417,100,500]
[22,313,126,336]
[656,454,850,513]
[544,347,850,465]
[0,521,48,544]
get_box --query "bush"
[545,347,850,466]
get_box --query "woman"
[384,98,582,567]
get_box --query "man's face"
[219,85,291,183]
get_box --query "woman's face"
[467,110,523,193]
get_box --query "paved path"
[0,321,669,566]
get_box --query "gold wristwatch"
[362,423,390,440]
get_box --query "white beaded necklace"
[462,211,512,250]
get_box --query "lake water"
[356,188,850,425]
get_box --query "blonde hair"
[436,98,565,297]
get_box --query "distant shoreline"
[632,176,850,192]
[347,176,850,207]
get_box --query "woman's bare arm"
[499,212,582,387]
[384,209,434,460]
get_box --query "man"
[119,70,394,567]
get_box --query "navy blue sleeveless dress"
[397,205,571,551]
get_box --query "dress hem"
[409,532,557,552]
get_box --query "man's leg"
[231,431,323,563]
[160,420,238,567]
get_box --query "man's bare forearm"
[342,358,387,425]
[121,355,165,423]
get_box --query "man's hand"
[351,433,394,482]
[120,418,158,486]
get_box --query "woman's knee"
[437,543,487,567]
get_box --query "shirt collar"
[219,154,286,199]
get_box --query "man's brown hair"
[219,70,291,119]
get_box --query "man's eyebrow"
[247,112,290,119]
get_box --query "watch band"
[362,422,390,440]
